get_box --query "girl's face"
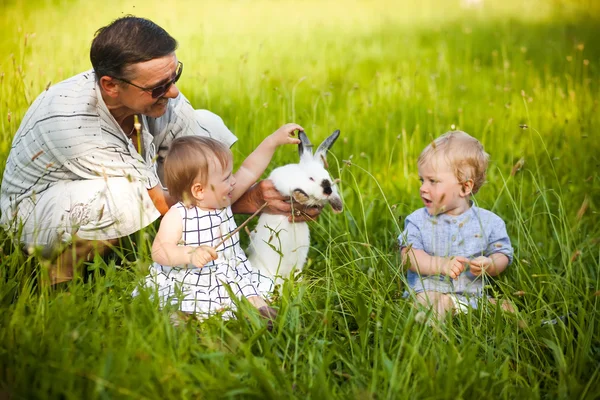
[194,155,236,210]
[418,155,471,216]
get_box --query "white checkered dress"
[141,203,273,316]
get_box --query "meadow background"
[1,0,599,398]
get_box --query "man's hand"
[468,256,494,276]
[442,256,469,279]
[189,246,218,268]
[231,179,322,222]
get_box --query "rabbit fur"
[247,130,343,290]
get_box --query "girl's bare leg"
[247,295,269,309]
[247,295,277,330]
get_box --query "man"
[0,16,318,284]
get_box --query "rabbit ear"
[298,131,313,161]
[314,130,340,166]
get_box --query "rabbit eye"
[309,177,315,181]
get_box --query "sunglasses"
[114,61,183,98]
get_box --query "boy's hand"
[267,123,303,147]
[443,256,469,279]
[468,256,493,276]
[189,246,218,268]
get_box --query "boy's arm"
[152,207,217,267]
[468,253,509,277]
[230,123,302,203]
[470,215,513,276]
[402,247,468,280]
[400,214,467,280]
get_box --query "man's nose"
[164,83,179,99]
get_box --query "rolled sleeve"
[64,147,160,190]
[192,109,237,148]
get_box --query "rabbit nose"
[321,179,332,195]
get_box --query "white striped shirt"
[0,70,237,226]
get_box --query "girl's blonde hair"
[417,131,490,194]
[164,136,232,205]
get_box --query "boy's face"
[418,155,471,216]
[196,155,236,210]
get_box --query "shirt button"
[452,219,457,223]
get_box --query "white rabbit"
[247,130,343,292]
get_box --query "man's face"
[116,54,180,118]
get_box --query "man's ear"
[191,183,204,201]
[99,76,121,98]
[461,179,474,197]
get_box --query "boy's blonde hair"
[418,131,489,194]
[164,136,232,205]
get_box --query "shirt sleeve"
[62,145,160,190]
[485,217,514,264]
[398,213,424,251]
[192,109,237,148]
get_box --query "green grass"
[1,0,599,398]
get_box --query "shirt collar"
[424,201,475,225]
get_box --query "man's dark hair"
[90,16,178,81]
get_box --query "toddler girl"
[142,123,302,322]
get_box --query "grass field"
[1,0,599,398]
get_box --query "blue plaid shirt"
[398,206,513,295]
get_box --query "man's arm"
[232,180,292,215]
[148,185,177,215]
[232,180,322,222]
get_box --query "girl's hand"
[189,245,218,268]
[267,123,303,147]
[442,256,469,279]
[468,256,493,276]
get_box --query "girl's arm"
[230,123,302,203]
[152,207,217,267]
